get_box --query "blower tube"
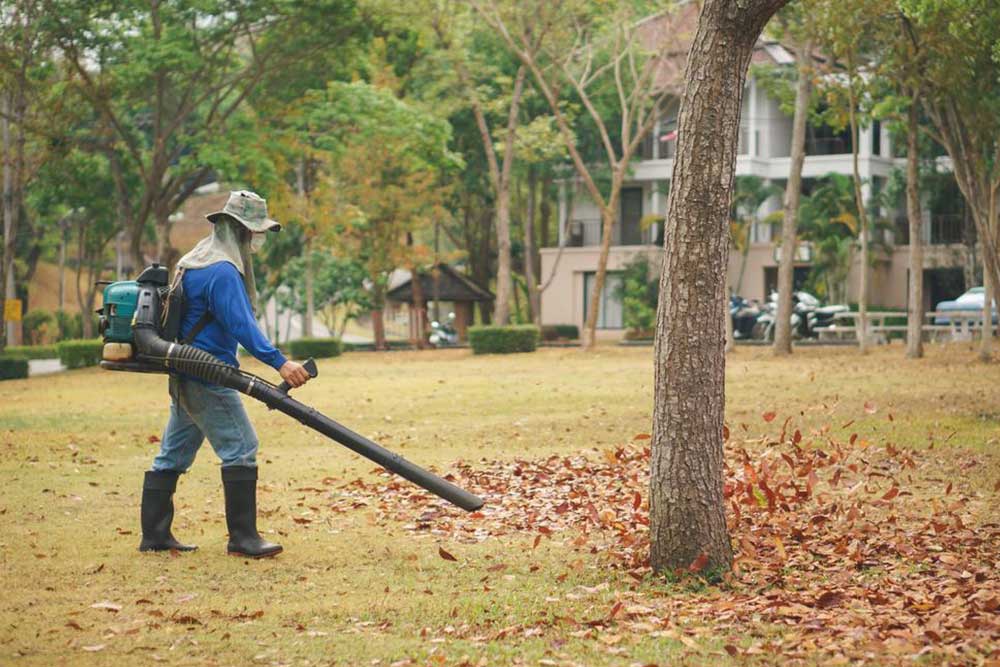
[130,285,485,512]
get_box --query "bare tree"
[651,0,787,574]
[474,0,669,348]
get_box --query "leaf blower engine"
[98,264,484,512]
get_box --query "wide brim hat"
[206,190,281,232]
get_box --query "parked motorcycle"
[730,295,764,340]
[750,291,848,341]
[429,312,459,347]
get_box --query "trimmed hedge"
[286,337,342,360]
[468,325,540,354]
[0,357,29,381]
[541,324,579,341]
[1,344,58,360]
[342,340,414,352]
[57,338,104,369]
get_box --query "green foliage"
[468,325,539,354]
[286,337,342,360]
[540,324,579,341]
[1,345,58,360]
[23,309,56,345]
[0,358,29,381]
[614,255,659,335]
[56,339,104,369]
[54,310,83,341]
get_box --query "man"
[138,190,311,558]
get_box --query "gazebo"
[386,263,493,342]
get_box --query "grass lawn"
[1,344,998,666]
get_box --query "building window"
[871,120,881,156]
[583,272,624,329]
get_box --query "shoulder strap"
[180,310,214,345]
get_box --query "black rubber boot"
[139,470,197,552]
[222,466,282,558]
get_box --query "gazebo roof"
[387,263,493,303]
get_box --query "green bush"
[286,337,342,360]
[57,338,104,369]
[614,255,658,335]
[0,357,29,381]
[468,325,540,354]
[55,309,83,341]
[341,340,414,352]
[540,324,579,341]
[23,309,56,345]
[1,344,58,360]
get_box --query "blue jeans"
[152,375,259,472]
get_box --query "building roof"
[386,263,494,303]
[639,3,811,92]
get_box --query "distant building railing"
[806,137,852,156]
[565,218,660,248]
[894,213,965,246]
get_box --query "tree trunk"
[524,166,541,323]
[494,183,514,324]
[847,79,869,353]
[1,91,13,350]
[651,0,786,575]
[905,96,925,359]
[411,267,427,349]
[582,192,621,350]
[980,258,993,362]
[372,283,387,351]
[304,240,315,338]
[298,158,314,338]
[539,174,553,250]
[773,37,813,356]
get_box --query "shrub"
[540,324,579,341]
[57,338,104,369]
[23,309,56,345]
[468,325,540,354]
[1,344,58,360]
[286,337,342,360]
[54,309,83,341]
[614,254,658,335]
[0,357,29,381]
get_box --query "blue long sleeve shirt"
[179,262,287,371]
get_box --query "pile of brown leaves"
[305,415,1000,664]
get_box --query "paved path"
[28,359,65,376]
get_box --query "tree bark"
[297,157,315,338]
[980,257,993,362]
[651,0,786,575]
[582,193,621,349]
[524,166,541,323]
[371,284,387,351]
[847,75,869,353]
[905,96,925,359]
[773,38,813,356]
[411,267,427,349]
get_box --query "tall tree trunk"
[494,182,514,324]
[1,91,13,350]
[524,166,541,323]
[905,96,925,359]
[774,37,813,355]
[847,77,869,353]
[582,189,622,350]
[304,239,315,338]
[372,284,387,351]
[651,0,786,575]
[980,258,993,362]
[539,174,553,250]
[298,158,314,338]
[411,267,427,349]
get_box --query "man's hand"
[279,361,311,388]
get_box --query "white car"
[934,287,998,324]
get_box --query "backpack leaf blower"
[97,264,485,512]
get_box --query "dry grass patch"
[0,344,998,666]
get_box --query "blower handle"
[276,357,318,394]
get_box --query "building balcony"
[564,218,662,248]
[894,213,965,246]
